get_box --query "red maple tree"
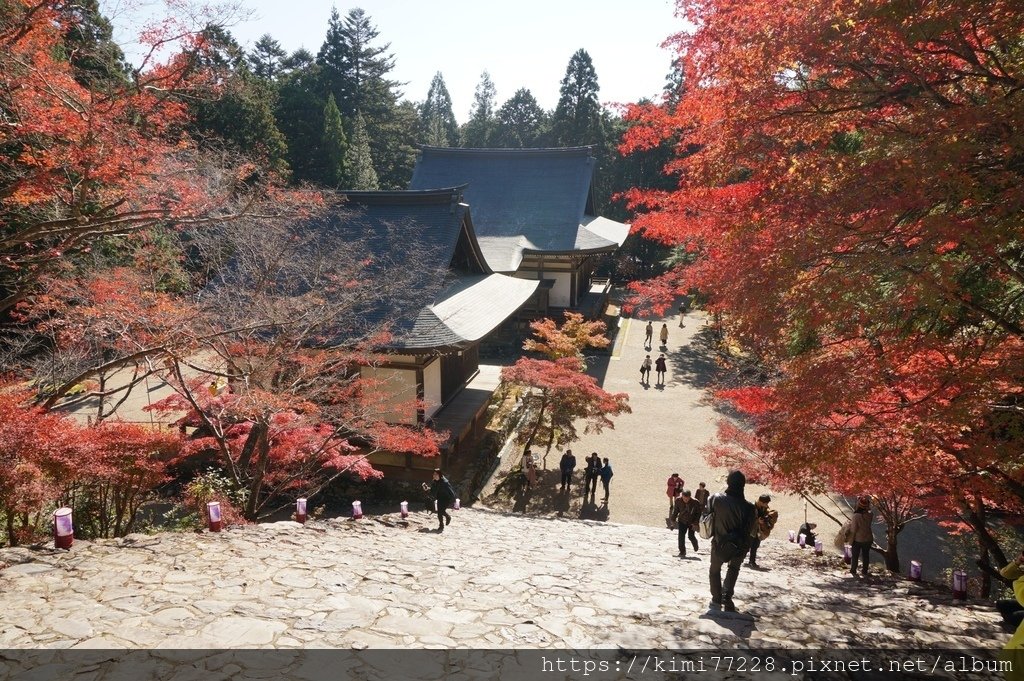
[622,0,1024,567]
[0,0,267,315]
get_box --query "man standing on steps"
[707,470,756,612]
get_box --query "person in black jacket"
[559,450,577,492]
[707,470,756,612]
[672,489,702,558]
[425,468,455,532]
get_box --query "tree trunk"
[520,396,549,455]
[882,522,901,572]
[244,423,271,521]
[5,510,15,547]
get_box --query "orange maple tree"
[0,0,263,314]
[622,0,1024,566]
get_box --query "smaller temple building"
[325,187,538,478]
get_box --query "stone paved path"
[0,508,1006,651]
[482,309,836,547]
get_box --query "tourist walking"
[645,321,654,347]
[666,473,684,514]
[695,482,710,510]
[640,354,652,384]
[707,470,756,612]
[678,297,689,327]
[846,495,874,577]
[522,450,537,490]
[655,353,667,385]
[559,449,577,492]
[659,323,669,347]
[748,494,778,569]
[425,468,456,532]
[672,489,702,557]
[599,458,614,500]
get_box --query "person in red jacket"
[666,473,684,514]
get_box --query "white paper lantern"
[53,507,74,549]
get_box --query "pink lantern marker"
[788,530,796,543]
[798,533,807,547]
[952,570,968,599]
[453,498,460,510]
[207,501,222,532]
[53,508,74,549]
[296,498,307,524]
[814,540,823,556]
[910,560,922,581]
[352,500,363,519]
[843,544,852,564]
[400,501,409,518]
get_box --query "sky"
[107,0,684,123]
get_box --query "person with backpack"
[672,489,702,558]
[748,494,778,569]
[707,470,757,612]
[426,468,456,532]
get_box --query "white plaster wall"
[423,358,442,418]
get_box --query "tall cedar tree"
[419,72,459,147]
[461,71,497,147]
[275,60,326,183]
[316,7,415,188]
[621,0,1024,568]
[493,88,548,148]
[322,94,348,187]
[346,112,379,190]
[550,49,605,147]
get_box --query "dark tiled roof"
[316,188,537,352]
[409,147,630,272]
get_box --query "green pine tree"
[419,72,459,147]
[248,34,287,81]
[345,112,379,190]
[461,71,497,148]
[494,88,548,148]
[322,94,348,187]
[550,48,605,147]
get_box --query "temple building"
[409,146,630,318]
[328,187,537,477]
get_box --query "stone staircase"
[0,507,1007,652]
